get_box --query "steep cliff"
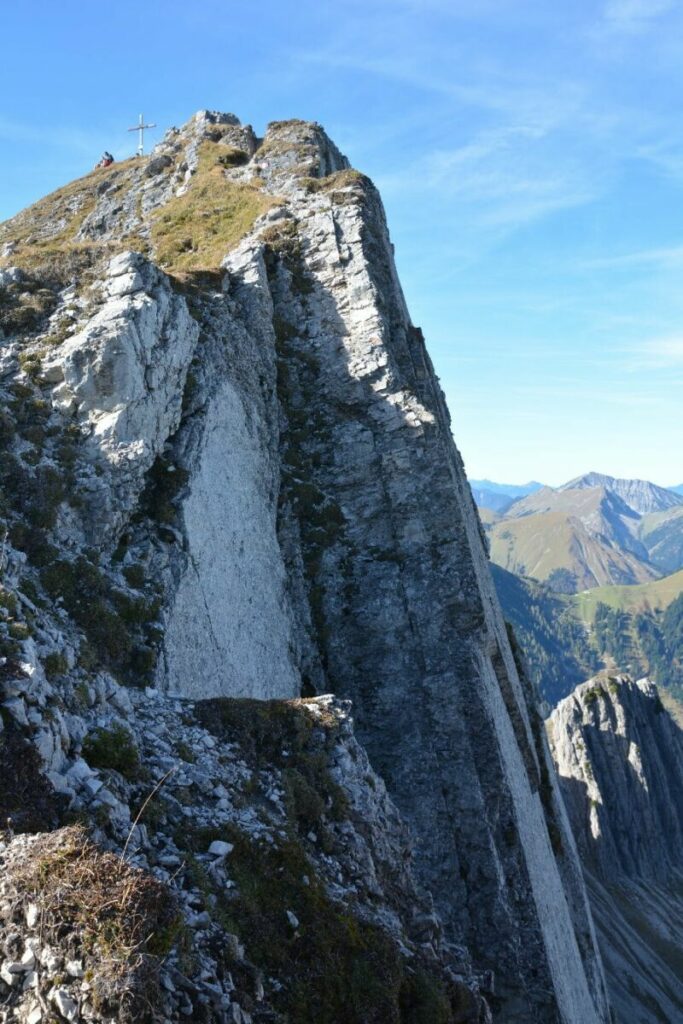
[548,676,683,1022]
[0,110,610,1022]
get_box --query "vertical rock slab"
[160,244,302,700]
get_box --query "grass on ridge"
[150,142,277,275]
[0,160,140,272]
[573,569,683,622]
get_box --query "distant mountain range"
[477,472,683,591]
[478,472,683,706]
[559,472,683,515]
[671,484,683,495]
[469,478,543,514]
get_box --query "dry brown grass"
[1,141,275,286]
[0,160,139,270]
[300,169,366,194]
[0,160,149,293]
[10,826,179,1020]
[150,142,277,275]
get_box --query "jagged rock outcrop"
[548,676,683,1022]
[0,110,611,1022]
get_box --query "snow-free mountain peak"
[0,109,610,1023]
[560,471,683,515]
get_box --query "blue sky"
[1,0,682,487]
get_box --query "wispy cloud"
[297,27,654,242]
[627,335,683,368]
[636,139,683,182]
[378,121,600,233]
[602,0,675,34]
[427,128,598,226]
[299,43,589,130]
[581,245,683,271]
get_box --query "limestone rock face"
[45,250,199,541]
[0,110,612,1022]
[548,676,683,1022]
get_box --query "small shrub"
[43,651,69,678]
[181,369,198,413]
[82,724,140,780]
[21,423,46,447]
[138,454,189,524]
[399,969,453,1024]
[0,634,21,660]
[9,522,57,566]
[8,621,31,641]
[283,767,325,830]
[128,643,157,681]
[40,557,134,675]
[175,740,197,764]
[0,717,67,831]
[18,351,43,380]
[73,681,91,708]
[0,587,18,615]
[217,146,249,168]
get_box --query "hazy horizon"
[468,470,682,490]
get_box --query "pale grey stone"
[207,840,233,858]
[0,108,617,1024]
[50,987,78,1020]
[65,960,84,979]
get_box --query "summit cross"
[128,113,156,157]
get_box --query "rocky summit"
[548,676,683,1023]
[0,110,615,1023]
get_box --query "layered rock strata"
[0,110,611,1022]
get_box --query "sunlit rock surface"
[0,109,613,1023]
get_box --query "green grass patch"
[573,569,683,622]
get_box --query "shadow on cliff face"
[261,183,597,1020]
[0,713,66,832]
[554,685,683,883]
[552,683,683,1024]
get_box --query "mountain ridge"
[469,478,544,496]
[559,471,683,515]
[481,473,683,592]
[469,480,544,514]
[0,110,610,1023]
